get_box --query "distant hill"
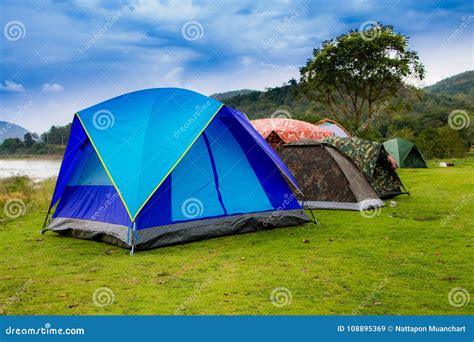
[424,70,474,105]
[0,121,30,143]
[211,89,256,101]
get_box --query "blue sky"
[0,0,473,133]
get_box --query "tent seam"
[202,131,227,215]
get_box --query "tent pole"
[308,207,319,225]
[41,207,52,234]
[301,195,318,224]
[402,183,410,196]
[130,221,136,256]
[399,178,410,196]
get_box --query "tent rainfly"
[43,88,310,252]
[383,138,427,168]
[315,118,351,138]
[251,118,333,149]
[278,140,384,211]
[323,136,408,199]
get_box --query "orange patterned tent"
[251,118,334,149]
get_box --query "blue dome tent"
[43,88,310,252]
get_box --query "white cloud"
[411,33,474,86]
[239,56,255,66]
[42,83,64,93]
[0,80,26,93]
[127,0,201,21]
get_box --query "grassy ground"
[0,155,472,315]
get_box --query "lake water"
[0,159,62,181]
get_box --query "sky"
[0,0,473,133]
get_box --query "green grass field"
[0,155,472,315]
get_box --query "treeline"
[39,123,71,145]
[0,123,71,156]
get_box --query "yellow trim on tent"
[74,113,134,222]
[132,104,224,221]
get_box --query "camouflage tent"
[323,136,407,198]
[279,140,384,210]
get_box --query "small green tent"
[383,138,427,168]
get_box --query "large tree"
[299,23,425,132]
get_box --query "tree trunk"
[366,101,373,131]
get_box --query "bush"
[416,127,468,159]
[0,175,55,220]
[0,175,33,194]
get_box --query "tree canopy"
[299,23,425,132]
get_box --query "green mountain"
[210,89,256,101]
[221,84,327,123]
[0,121,30,143]
[424,70,474,103]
